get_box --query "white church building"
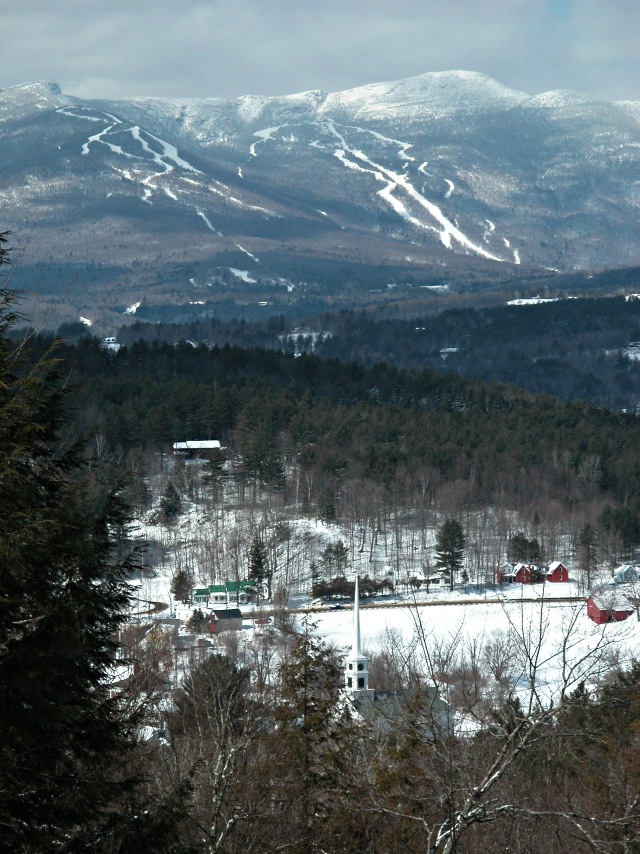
[343,575,451,731]
[344,575,371,695]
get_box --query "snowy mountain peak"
[0,81,71,121]
[525,89,592,109]
[319,70,529,121]
[2,68,640,311]
[3,80,67,102]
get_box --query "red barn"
[586,594,633,625]
[546,561,569,583]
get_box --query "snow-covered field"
[127,483,640,704]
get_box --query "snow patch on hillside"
[229,268,257,283]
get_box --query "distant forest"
[80,291,640,412]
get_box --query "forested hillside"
[5,216,640,849]
[106,288,640,411]
[20,332,640,559]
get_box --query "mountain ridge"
[2,71,639,326]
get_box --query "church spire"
[345,575,369,694]
[352,574,362,657]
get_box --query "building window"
[358,677,365,688]
[348,663,353,670]
[347,677,352,688]
[357,663,364,671]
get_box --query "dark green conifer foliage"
[508,530,542,563]
[171,565,193,602]
[160,480,181,523]
[577,522,598,588]
[0,273,141,849]
[434,517,467,591]
[248,534,270,601]
[275,618,354,854]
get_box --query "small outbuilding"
[208,608,243,635]
[586,594,634,625]
[545,561,569,583]
[173,440,222,459]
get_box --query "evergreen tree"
[248,534,269,602]
[171,566,193,602]
[186,608,208,633]
[274,618,355,854]
[508,530,542,564]
[434,517,467,591]
[320,540,349,580]
[159,480,181,523]
[202,445,226,501]
[0,282,144,849]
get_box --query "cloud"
[2,1,638,102]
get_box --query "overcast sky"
[2,0,638,103]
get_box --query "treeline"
[18,333,640,555]
[312,295,640,409]
[86,292,640,410]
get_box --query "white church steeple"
[345,575,369,694]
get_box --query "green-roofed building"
[192,580,253,606]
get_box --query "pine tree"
[434,517,467,592]
[508,530,542,563]
[248,534,269,602]
[274,618,355,854]
[159,480,181,523]
[171,565,193,602]
[0,278,144,849]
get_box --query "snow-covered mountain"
[1,71,639,321]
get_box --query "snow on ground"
[235,243,260,262]
[228,268,257,283]
[127,485,640,706]
[507,296,558,306]
[195,208,219,234]
[250,126,282,157]
[309,590,640,704]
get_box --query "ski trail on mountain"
[250,126,281,157]
[196,209,220,234]
[81,125,126,156]
[235,243,260,263]
[66,108,267,221]
[66,104,200,180]
[323,122,504,261]
[130,127,200,174]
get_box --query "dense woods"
[106,287,640,411]
[19,330,640,560]
[4,224,640,851]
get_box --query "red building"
[546,561,569,583]
[513,563,544,584]
[513,563,532,584]
[586,595,634,625]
